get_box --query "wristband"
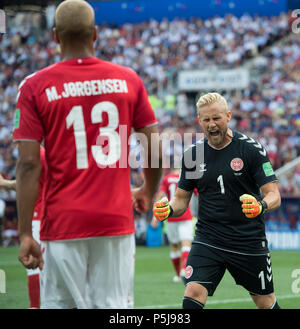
[259,200,268,215]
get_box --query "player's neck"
[60,45,95,61]
[226,128,233,139]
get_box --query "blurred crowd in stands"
[0,13,299,243]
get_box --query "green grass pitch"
[0,246,299,309]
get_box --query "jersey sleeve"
[132,75,157,130]
[13,78,44,142]
[177,146,198,192]
[246,140,278,188]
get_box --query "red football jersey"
[32,146,47,221]
[159,172,193,222]
[13,57,157,240]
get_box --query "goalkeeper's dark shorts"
[183,242,274,296]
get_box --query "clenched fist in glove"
[239,194,268,218]
[153,197,173,221]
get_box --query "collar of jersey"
[207,139,233,151]
[59,57,99,65]
[205,129,236,150]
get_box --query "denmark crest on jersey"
[230,158,244,171]
[185,265,193,279]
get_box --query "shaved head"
[55,0,95,43]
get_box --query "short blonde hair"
[196,92,228,117]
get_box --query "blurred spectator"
[0,198,5,245]
[1,216,18,247]
[288,215,298,231]
[134,211,148,245]
[278,168,300,196]
[278,217,291,231]
[1,201,18,247]
[265,215,281,231]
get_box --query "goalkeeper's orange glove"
[153,197,173,222]
[239,194,267,218]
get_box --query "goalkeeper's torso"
[178,131,278,255]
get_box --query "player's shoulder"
[18,72,38,91]
[103,60,135,73]
[16,69,47,102]
[233,130,258,144]
[101,59,141,80]
[18,62,59,90]
[183,137,206,157]
[233,130,267,157]
[181,138,206,171]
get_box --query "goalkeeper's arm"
[240,182,281,218]
[170,188,193,217]
[260,181,281,212]
[153,188,193,221]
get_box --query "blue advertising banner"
[89,0,287,26]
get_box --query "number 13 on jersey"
[66,101,121,169]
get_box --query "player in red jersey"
[152,167,194,282]
[0,146,47,308]
[13,0,162,309]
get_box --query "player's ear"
[227,111,232,122]
[196,109,201,125]
[93,26,98,42]
[53,27,60,44]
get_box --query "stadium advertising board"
[178,69,249,91]
[267,232,300,250]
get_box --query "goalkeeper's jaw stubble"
[207,129,227,148]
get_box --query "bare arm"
[0,174,16,190]
[169,187,193,217]
[16,141,43,270]
[138,124,163,198]
[260,181,281,212]
[16,141,41,238]
[132,124,163,213]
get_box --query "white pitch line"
[139,294,300,309]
